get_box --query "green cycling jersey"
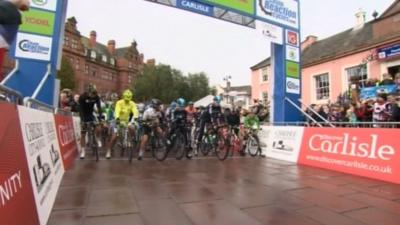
[244,115,260,130]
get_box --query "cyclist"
[166,101,177,122]
[242,107,264,157]
[138,99,164,160]
[185,101,196,124]
[167,98,188,145]
[105,90,139,159]
[79,84,103,159]
[196,95,224,149]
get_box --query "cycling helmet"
[188,101,194,105]
[137,103,145,113]
[151,99,161,107]
[87,83,97,95]
[170,101,177,109]
[177,98,186,107]
[213,95,222,103]
[122,89,133,101]
[110,93,119,102]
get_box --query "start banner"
[17,106,65,225]
[0,103,39,225]
[298,127,400,184]
[54,115,78,170]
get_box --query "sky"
[66,0,395,86]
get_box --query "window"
[71,39,78,49]
[262,92,268,105]
[75,58,80,70]
[92,67,97,77]
[102,55,107,63]
[90,51,96,60]
[261,67,269,82]
[64,36,69,47]
[346,65,368,87]
[110,58,115,66]
[85,64,89,74]
[314,73,330,100]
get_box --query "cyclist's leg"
[94,124,103,147]
[138,126,150,160]
[196,119,206,147]
[106,121,118,159]
[80,123,88,159]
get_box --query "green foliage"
[56,57,76,90]
[133,64,212,103]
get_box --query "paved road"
[48,156,400,225]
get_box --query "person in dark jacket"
[0,0,29,80]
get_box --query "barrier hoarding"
[72,116,82,154]
[54,115,78,170]
[259,126,304,162]
[0,103,39,225]
[298,127,400,184]
[17,106,65,225]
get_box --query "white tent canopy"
[194,95,231,108]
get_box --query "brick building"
[2,17,149,95]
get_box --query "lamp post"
[223,75,231,105]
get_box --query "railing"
[55,107,73,116]
[24,97,54,113]
[262,121,400,128]
[0,84,23,105]
[32,64,51,99]
[297,98,335,128]
[1,59,19,85]
[284,97,322,127]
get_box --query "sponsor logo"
[286,78,300,94]
[178,0,213,15]
[286,30,299,46]
[32,0,47,6]
[286,45,299,62]
[308,133,395,161]
[19,39,50,55]
[286,61,299,78]
[257,21,283,44]
[272,140,293,151]
[58,124,75,146]
[258,0,297,23]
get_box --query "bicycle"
[116,121,138,163]
[136,121,169,161]
[167,121,193,160]
[243,127,263,157]
[83,121,100,162]
[227,125,243,157]
[199,122,230,161]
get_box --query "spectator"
[354,99,373,123]
[70,94,80,113]
[380,73,395,86]
[59,91,71,111]
[390,95,400,123]
[394,73,400,92]
[0,0,30,80]
[346,104,358,126]
[373,93,390,127]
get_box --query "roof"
[302,22,374,66]
[380,0,400,18]
[81,36,112,57]
[250,58,270,71]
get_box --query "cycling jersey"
[185,106,196,122]
[244,116,260,130]
[173,108,187,125]
[114,99,139,123]
[79,92,102,122]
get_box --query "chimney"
[355,8,366,29]
[301,35,318,51]
[89,31,97,48]
[107,40,116,55]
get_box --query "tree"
[133,64,212,103]
[57,57,76,90]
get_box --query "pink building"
[251,1,400,107]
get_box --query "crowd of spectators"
[306,73,400,127]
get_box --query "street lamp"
[223,75,232,105]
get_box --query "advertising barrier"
[72,116,82,155]
[298,127,400,184]
[259,126,304,162]
[17,106,65,225]
[0,103,40,225]
[54,114,78,170]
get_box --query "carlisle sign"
[257,0,299,29]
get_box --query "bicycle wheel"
[174,132,186,160]
[215,134,230,161]
[92,135,99,162]
[152,135,169,161]
[199,136,211,156]
[247,134,260,157]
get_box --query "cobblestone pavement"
[48,156,400,225]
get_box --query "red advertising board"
[54,114,78,170]
[298,127,400,184]
[0,103,39,225]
